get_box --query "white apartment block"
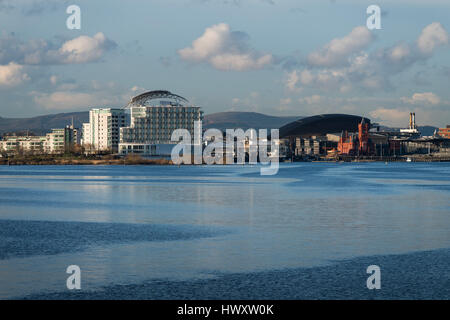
[0,126,78,154]
[44,127,78,153]
[119,105,203,156]
[0,136,47,153]
[81,108,126,152]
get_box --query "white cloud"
[417,22,449,55]
[179,23,230,62]
[369,108,412,126]
[389,43,411,62]
[31,85,139,110]
[301,69,346,89]
[298,95,322,105]
[285,69,346,92]
[178,23,272,71]
[285,70,300,92]
[401,92,441,105]
[0,32,116,65]
[33,91,105,110]
[299,70,314,85]
[307,26,374,67]
[57,33,114,64]
[209,52,272,71]
[0,62,29,87]
[286,22,450,93]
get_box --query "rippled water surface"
[0,163,449,299]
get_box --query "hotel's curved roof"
[127,90,189,107]
[279,114,371,138]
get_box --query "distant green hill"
[0,112,89,136]
[0,111,302,136]
[203,112,301,130]
[2,110,435,137]
[417,126,439,136]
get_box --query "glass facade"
[120,105,203,145]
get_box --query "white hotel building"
[118,91,203,156]
[81,91,203,156]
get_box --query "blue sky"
[0,0,449,127]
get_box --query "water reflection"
[0,163,449,298]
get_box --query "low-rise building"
[0,135,47,153]
[44,126,78,153]
[293,136,328,156]
[0,126,78,154]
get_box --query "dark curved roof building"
[126,90,189,108]
[279,114,371,138]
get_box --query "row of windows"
[132,107,201,112]
[130,126,197,130]
[121,130,194,136]
[122,135,174,139]
[136,115,202,118]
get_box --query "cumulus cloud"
[33,91,105,110]
[298,94,322,105]
[401,92,441,105]
[286,22,449,93]
[0,32,117,65]
[388,43,411,62]
[285,68,346,92]
[0,62,30,87]
[307,26,374,67]
[178,23,272,71]
[57,33,116,64]
[31,84,141,110]
[369,108,412,126]
[370,103,450,127]
[417,22,449,55]
[285,70,300,92]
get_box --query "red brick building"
[438,126,450,139]
[338,119,373,155]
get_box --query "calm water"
[0,163,449,299]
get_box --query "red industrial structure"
[338,119,373,155]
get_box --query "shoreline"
[1,153,450,165]
[0,156,173,166]
[2,158,450,165]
